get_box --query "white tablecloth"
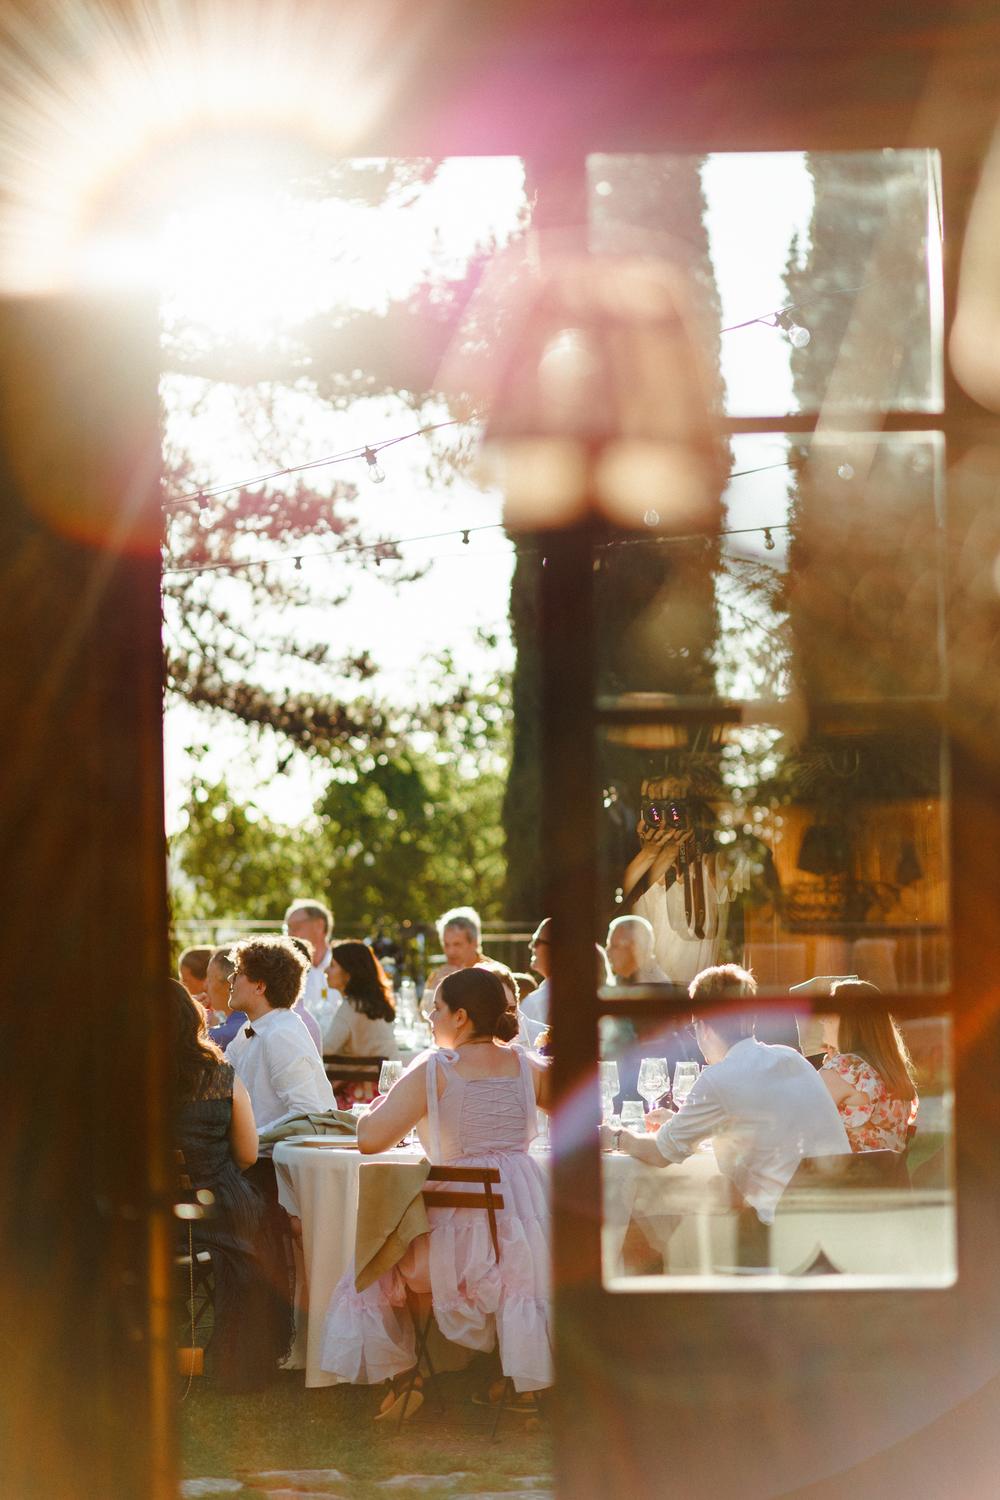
[274,1135,727,1386]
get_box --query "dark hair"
[230,936,308,1009]
[439,967,515,1041]
[829,982,916,1101]
[511,971,538,998]
[329,941,395,1022]
[178,946,212,983]
[166,978,225,1103]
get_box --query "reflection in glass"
[597,719,948,996]
[598,1006,954,1289]
[588,149,942,416]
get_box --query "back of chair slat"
[423,1166,504,1262]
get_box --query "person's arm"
[602,1080,725,1167]
[357,1062,429,1154]
[622,824,693,905]
[229,1076,259,1170]
[323,1000,352,1056]
[821,1061,872,1114]
[528,1053,554,1114]
[256,1030,335,1134]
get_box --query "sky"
[160,152,815,832]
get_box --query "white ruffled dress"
[320,1044,552,1392]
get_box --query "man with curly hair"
[227,935,335,1140]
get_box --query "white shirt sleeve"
[653,1077,727,1164]
[256,1028,334,1134]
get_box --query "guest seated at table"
[320,967,552,1416]
[206,947,245,1050]
[819,981,918,1152]
[178,946,212,1003]
[168,979,291,1391]
[601,964,849,1223]
[323,941,400,1106]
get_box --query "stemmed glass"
[637,1057,670,1115]
[598,1060,620,1124]
[378,1060,404,1095]
[672,1061,700,1107]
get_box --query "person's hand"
[598,1124,618,1153]
[644,1107,672,1132]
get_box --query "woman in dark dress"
[169,979,291,1391]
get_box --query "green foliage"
[170,670,511,930]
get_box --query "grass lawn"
[180,1364,553,1496]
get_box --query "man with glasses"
[601,964,848,1226]
[519,918,552,1029]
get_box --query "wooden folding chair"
[174,1148,215,1381]
[323,1054,386,1100]
[390,1166,516,1431]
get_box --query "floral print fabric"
[822,1050,917,1153]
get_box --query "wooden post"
[0,293,173,1500]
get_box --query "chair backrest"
[782,1149,912,1197]
[423,1166,505,1263]
[324,1054,385,1086]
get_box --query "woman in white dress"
[320,966,552,1413]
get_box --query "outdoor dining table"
[273,1134,728,1387]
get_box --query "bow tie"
[244,1025,257,1038]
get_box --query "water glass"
[379,1060,404,1095]
[672,1061,700,1106]
[620,1100,645,1132]
[598,1060,620,1096]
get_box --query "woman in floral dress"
[819,980,918,1152]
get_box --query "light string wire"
[719,279,882,335]
[163,417,468,510]
[162,458,798,578]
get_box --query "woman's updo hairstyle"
[438,966,515,1041]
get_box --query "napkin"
[354,1159,431,1291]
[258,1109,358,1146]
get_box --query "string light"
[461,529,470,545]
[773,310,811,348]
[363,446,386,484]
[763,528,776,550]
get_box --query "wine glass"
[379,1060,404,1095]
[637,1057,669,1114]
[598,1061,620,1126]
[672,1061,700,1107]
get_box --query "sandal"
[374,1371,424,1423]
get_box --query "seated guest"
[284,898,339,1041]
[605,915,668,985]
[819,981,918,1152]
[323,941,400,1105]
[206,948,245,1050]
[168,979,290,1390]
[519,919,552,1027]
[512,971,538,1001]
[178,946,212,1002]
[419,905,488,1017]
[321,967,551,1415]
[286,937,326,1056]
[602,964,849,1223]
[227,936,335,1137]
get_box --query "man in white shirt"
[519,918,552,1028]
[227,935,336,1147]
[605,915,669,985]
[603,964,849,1224]
[284,899,340,1045]
[419,905,488,1018]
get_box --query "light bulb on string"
[363,446,386,484]
[461,529,470,545]
[643,508,661,527]
[763,527,776,551]
[773,309,811,348]
[197,492,212,529]
[294,556,302,571]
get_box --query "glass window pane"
[596,720,949,997]
[588,150,943,416]
[595,1009,954,1290]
